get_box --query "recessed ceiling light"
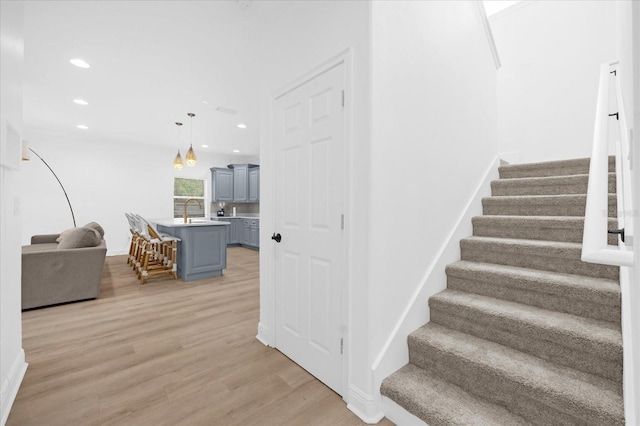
[237,123,247,129]
[202,100,209,105]
[73,99,88,105]
[201,144,209,148]
[70,58,90,68]
[76,124,88,130]
[233,150,240,153]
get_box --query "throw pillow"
[56,227,76,243]
[57,227,101,249]
[84,221,105,238]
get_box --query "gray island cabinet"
[155,220,230,281]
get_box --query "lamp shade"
[22,140,30,161]
[186,144,197,167]
[173,150,184,170]
[186,113,197,167]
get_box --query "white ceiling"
[23,0,271,157]
[483,1,524,17]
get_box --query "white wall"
[254,0,375,419]
[0,1,27,424]
[616,1,640,423]
[368,0,498,409]
[20,130,258,256]
[491,0,617,163]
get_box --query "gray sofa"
[22,234,107,310]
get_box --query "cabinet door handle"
[271,233,282,243]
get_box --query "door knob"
[271,233,282,243]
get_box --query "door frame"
[258,48,353,398]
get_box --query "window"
[174,177,206,218]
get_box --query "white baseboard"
[347,385,384,424]
[1,349,27,426]
[256,322,272,347]
[382,396,428,426]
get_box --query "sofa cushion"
[84,221,105,238]
[56,227,75,243]
[57,227,101,249]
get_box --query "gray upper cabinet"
[232,164,249,202]
[228,164,258,203]
[211,168,234,202]
[249,168,260,202]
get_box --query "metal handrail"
[582,61,634,267]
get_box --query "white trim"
[264,48,353,399]
[372,154,503,393]
[1,349,27,426]
[488,0,537,23]
[346,385,384,424]
[474,1,501,70]
[620,266,636,426]
[255,322,272,347]
[382,396,428,426]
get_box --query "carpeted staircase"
[381,157,623,425]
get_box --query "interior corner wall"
[254,0,373,416]
[491,0,617,164]
[369,0,497,390]
[0,1,27,424]
[20,130,254,256]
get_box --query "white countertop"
[153,218,231,228]
[211,215,260,220]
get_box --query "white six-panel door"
[273,62,345,394]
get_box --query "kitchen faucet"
[183,198,203,223]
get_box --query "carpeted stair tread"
[460,236,619,280]
[482,194,617,217]
[472,215,619,244]
[490,173,615,196]
[381,363,529,426]
[446,260,620,323]
[383,155,623,425]
[429,289,622,380]
[409,323,624,425]
[499,156,614,179]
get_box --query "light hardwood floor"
[8,247,393,426]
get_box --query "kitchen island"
[154,219,230,282]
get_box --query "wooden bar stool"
[133,214,179,284]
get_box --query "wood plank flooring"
[8,247,393,426]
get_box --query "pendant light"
[173,122,184,170]
[186,112,197,167]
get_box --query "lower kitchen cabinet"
[242,219,259,249]
[212,218,258,249]
[226,218,243,245]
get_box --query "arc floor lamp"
[22,142,77,227]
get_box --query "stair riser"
[472,221,619,244]
[482,199,617,217]
[408,337,623,425]
[429,305,622,382]
[491,175,615,196]
[498,157,614,179]
[446,275,620,324]
[460,242,619,280]
[500,165,590,179]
